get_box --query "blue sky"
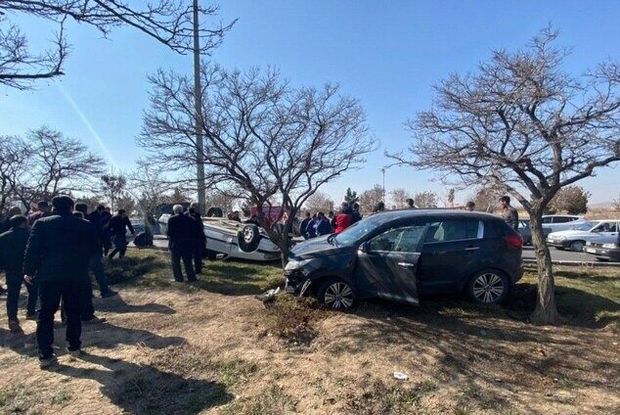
[1,0,619,204]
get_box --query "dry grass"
[0,249,619,414]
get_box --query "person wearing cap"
[23,195,99,368]
[0,215,36,333]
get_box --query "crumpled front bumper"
[284,269,312,297]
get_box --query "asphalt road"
[520,246,607,262]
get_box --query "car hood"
[548,230,591,238]
[290,235,347,259]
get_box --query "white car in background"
[158,214,280,262]
[541,215,585,232]
[546,220,619,252]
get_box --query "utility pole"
[381,168,386,202]
[193,0,206,214]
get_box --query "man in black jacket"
[76,203,116,298]
[187,203,206,274]
[107,209,135,259]
[0,215,35,333]
[167,204,197,282]
[23,196,99,368]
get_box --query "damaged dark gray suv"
[284,210,523,310]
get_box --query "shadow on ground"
[56,352,233,415]
[110,253,282,296]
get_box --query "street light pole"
[193,0,206,214]
[381,168,386,202]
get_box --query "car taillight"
[504,233,523,249]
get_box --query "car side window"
[368,226,426,253]
[542,217,553,224]
[424,220,481,243]
[553,216,571,223]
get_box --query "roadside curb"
[522,258,620,268]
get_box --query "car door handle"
[465,246,480,251]
[397,262,417,268]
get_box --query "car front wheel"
[467,270,510,304]
[318,278,356,310]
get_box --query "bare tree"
[99,174,127,211]
[0,1,235,89]
[139,65,372,264]
[471,185,506,213]
[358,185,384,214]
[0,135,30,214]
[7,127,105,208]
[388,29,620,324]
[548,186,590,215]
[389,188,411,209]
[413,191,438,208]
[305,191,335,214]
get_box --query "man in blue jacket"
[23,196,99,368]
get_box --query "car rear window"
[484,220,511,238]
[424,219,480,243]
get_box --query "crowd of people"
[0,192,519,368]
[0,197,143,368]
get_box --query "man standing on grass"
[23,196,99,368]
[107,209,135,259]
[75,203,117,298]
[167,204,197,283]
[499,196,519,230]
[0,215,35,333]
[187,202,206,275]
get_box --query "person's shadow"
[55,352,233,414]
[94,293,176,315]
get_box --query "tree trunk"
[528,211,560,324]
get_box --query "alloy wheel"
[323,282,354,309]
[472,272,505,304]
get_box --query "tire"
[206,207,223,218]
[237,224,261,252]
[467,270,511,305]
[570,240,585,252]
[133,232,148,247]
[596,257,609,262]
[317,278,356,310]
[205,249,218,261]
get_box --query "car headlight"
[602,243,618,249]
[285,258,314,271]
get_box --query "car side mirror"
[359,241,370,253]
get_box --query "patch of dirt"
[1,260,619,415]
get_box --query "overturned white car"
[158,214,280,262]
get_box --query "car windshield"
[571,221,596,231]
[334,214,385,245]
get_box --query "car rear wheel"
[570,240,585,252]
[318,278,355,310]
[467,270,510,304]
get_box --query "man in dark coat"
[187,202,206,274]
[499,196,519,231]
[76,203,117,298]
[315,212,333,236]
[167,204,197,282]
[351,203,363,224]
[107,209,135,259]
[0,215,36,333]
[300,212,312,240]
[0,206,22,234]
[23,196,99,368]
